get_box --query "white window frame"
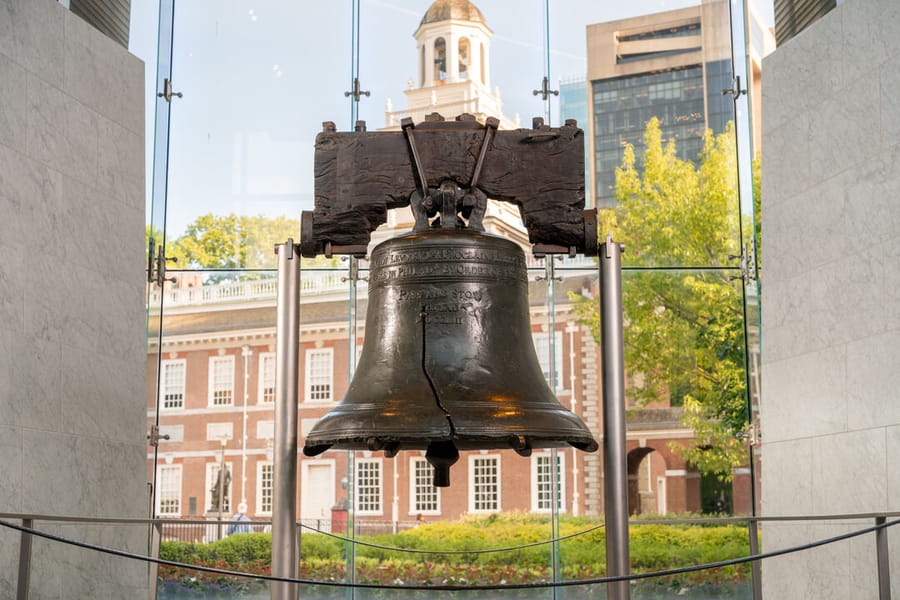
[304,348,334,403]
[468,455,501,513]
[257,461,274,516]
[354,458,383,516]
[532,331,565,392]
[531,452,566,513]
[409,456,441,516]
[160,359,186,410]
[258,352,276,404]
[208,355,235,406]
[156,464,182,517]
[205,461,233,513]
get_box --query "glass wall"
[139,0,769,596]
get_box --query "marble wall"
[761,0,900,596]
[0,0,147,596]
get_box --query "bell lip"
[301,435,599,455]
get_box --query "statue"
[209,466,231,512]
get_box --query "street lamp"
[216,437,229,540]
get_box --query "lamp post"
[241,344,252,508]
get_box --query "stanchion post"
[749,518,762,600]
[599,236,631,600]
[148,521,162,600]
[876,516,892,600]
[272,240,301,600]
[16,518,32,600]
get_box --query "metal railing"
[1,511,896,599]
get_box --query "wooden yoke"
[300,113,597,258]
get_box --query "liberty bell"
[303,174,598,486]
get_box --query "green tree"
[572,118,749,478]
[166,214,301,278]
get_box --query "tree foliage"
[572,118,749,477]
[166,213,301,273]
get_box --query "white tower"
[384,0,517,130]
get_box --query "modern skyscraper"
[583,0,773,208]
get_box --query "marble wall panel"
[0,426,23,511]
[760,438,814,516]
[762,344,847,442]
[846,331,900,431]
[807,244,889,350]
[20,431,80,516]
[8,331,62,432]
[26,74,99,186]
[98,116,145,212]
[63,9,144,136]
[759,106,812,208]
[760,271,826,364]
[0,0,65,85]
[0,529,15,600]
[811,429,887,514]
[0,143,64,252]
[842,0,900,84]
[887,425,900,511]
[760,3,844,135]
[0,52,26,152]
[0,241,24,334]
[807,70,885,184]
[847,521,882,600]
[60,175,144,285]
[760,523,812,599]
[60,350,145,445]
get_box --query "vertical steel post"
[876,516,892,600]
[16,518,32,600]
[749,518,762,600]
[599,237,631,600]
[148,521,162,600]
[272,240,300,600]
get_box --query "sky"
[130,0,775,238]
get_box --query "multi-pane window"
[206,462,232,513]
[161,360,186,410]
[257,462,274,515]
[305,348,333,403]
[208,355,234,406]
[532,453,566,513]
[410,457,440,515]
[533,331,564,392]
[258,353,276,404]
[469,455,500,513]
[355,459,382,515]
[156,465,182,516]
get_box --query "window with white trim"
[161,360,186,410]
[206,462,232,513]
[532,331,565,391]
[354,459,382,515]
[410,457,440,515]
[469,455,500,513]
[305,348,333,403]
[208,355,235,406]
[156,465,182,516]
[258,353,276,404]
[257,462,274,515]
[532,452,566,513]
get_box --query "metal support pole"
[599,237,631,600]
[16,518,32,600]
[272,240,300,600]
[148,521,162,600]
[876,516,892,600]
[749,519,762,600]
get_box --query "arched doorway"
[627,447,668,516]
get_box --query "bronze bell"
[303,210,598,486]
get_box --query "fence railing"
[1,511,896,600]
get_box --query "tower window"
[458,37,470,80]
[434,37,446,81]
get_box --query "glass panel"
[163,2,351,269]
